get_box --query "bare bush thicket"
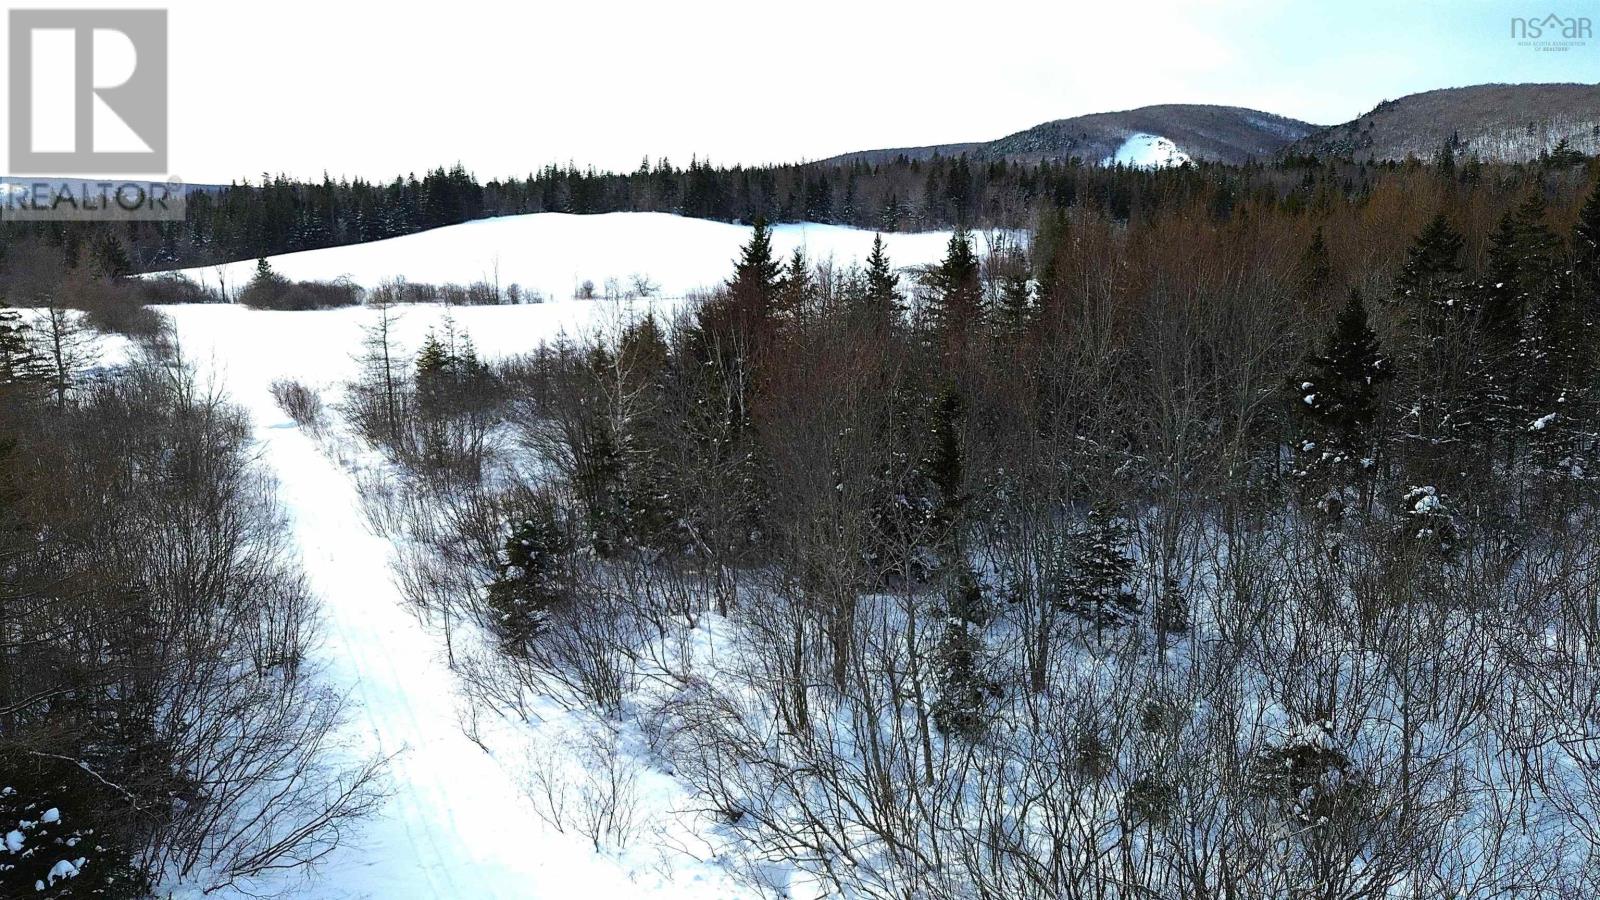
[271,377,326,430]
[0,343,381,894]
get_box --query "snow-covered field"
[165,211,959,301]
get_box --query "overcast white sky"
[5,0,1600,183]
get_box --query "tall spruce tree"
[776,245,813,318]
[993,246,1034,336]
[1392,215,1478,487]
[1575,180,1600,286]
[1297,227,1333,305]
[921,384,992,738]
[0,304,45,386]
[861,234,903,325]
[1484,196,1562,456]
[1292,290,1392,493]
[1056,502,1140,642]
[927,230,983,336]
[1522,268,1597,479]
[727,218,782,317]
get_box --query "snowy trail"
[160,302,741,899]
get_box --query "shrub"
[239,275,362,311]
[133,273,222,305]
[270,379,324,429]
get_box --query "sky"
[4,0,1600,184]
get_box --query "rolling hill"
[823,104,1321,167]
[1288,83,1600,162]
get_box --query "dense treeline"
[6,144,1585,279]
[0,316,379,894]
[336,154,1600,897]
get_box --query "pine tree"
[1522,268,1597,479]
[993,246,1034,336]
[486,508,571,650]
[776,245,813,317]
[0,304,46,386]
[926,230,983,336]
[1057,501,1140,641]
[616,314,682,550]
[727,218,782,315]
[860,234,903,326]
[1484,196,1562,457]
[1292,290,1392,492]
[1574,180,1600,286]
[920,384,992,739]
[414,328,455,415]
[925,384,966,556]
[1297,227,1333,304]
[1391,215,1478,486]
[932,565,991,739]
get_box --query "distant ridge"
[823,104,1321,167]
[1287,83,1600,163]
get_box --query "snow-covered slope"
[1103,133,1192,168]
[165,212,958,301]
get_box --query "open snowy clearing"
[163,211,962,301]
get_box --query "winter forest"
[8,146,1600,898]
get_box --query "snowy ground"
[158,300,742,899]
[163,211,960,302]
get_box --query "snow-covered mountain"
[823,103,1319,166]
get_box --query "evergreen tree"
[925,384,966,556]
[1522,268,1597,479]
[486,507,571,650]
[1297,227,1333,304]
[0,304,46,386]
[1484,196,1563,455]
[776,245,813,317]
[1391,215,1478,487]
[860,234,903,325]
[1056,501,1140,641]
[926,230,983,336]
[931,565,991,739]
[920,384,992,739]
[993,246,1034,336]
[1574,179,1600,286]
[1292,290,1392,492]
[727,218,782,315]
[616,314,681,549]
[573,346,628,554]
